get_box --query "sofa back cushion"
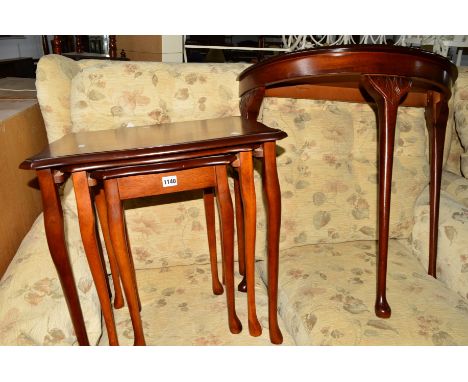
[258,98,430,246]
[70,61,250,132]
[454,67,468,178]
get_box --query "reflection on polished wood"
[21,117,286,170]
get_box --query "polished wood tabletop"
[238,45,458,111]
[20,116,286,170]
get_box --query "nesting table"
[238,45,458,318]
[20,116,287,345]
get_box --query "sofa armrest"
[411,170,468,299]
[35,54,81,143]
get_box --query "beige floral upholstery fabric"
[0,213,101,345]
[441,169,468,206]
[412,171,468,300]
[35,55,103,143]
[258,240,468,345]
[258,98,429,249]
[99,264,294,345]
[445,115,464,176]
[70,62,249,132]
[35,55,80,143]
[454,67,468,178]
[3,58,468,346]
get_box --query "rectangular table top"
[21,116,287,170]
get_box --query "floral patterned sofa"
[1,55,468,345]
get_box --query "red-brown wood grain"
[203,188,224,295]
[104,178,146,346]
[94,186,125,309]
[425,91,449,278]
[52,36,62,54]
[238,151,262,337]
[37,169,89,345]
[20,117,286,171]
[214,165,242,334]
[238,45,457,100]
[261,141,283,344]
[362,74,412,318]
[233,174,247,292]
[72,172,119,345]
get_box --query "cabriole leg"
[37,169,89,345]
[425,91,449,278]
[362,75,412,319]
[214,166,242,334]
[72,172,119,345]
[261,142,283,344]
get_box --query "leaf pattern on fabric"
[260,240,468,345]
[6,57,468,346]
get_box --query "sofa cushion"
[70,61,250,132]
[445,111,464,176]
[412,172,468,300]
[99,263,295,345]
[454,67,468,178]
[257,239,468,345]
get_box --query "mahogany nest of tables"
[20,116,287,345]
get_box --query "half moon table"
[237,45,458,318]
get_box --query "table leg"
[215,166,242,334]
[261,142,283,345]
[425,91,449,278]
[97,186,142,312]
[123,221,142,312]
[36,169,89,345]
[203,188,224,295]
[104,178,146,346]
[95,186,125,309]
[233,173,247,292]
[362,75,412,319]
[238,151,262,337]
[72,172,119,345]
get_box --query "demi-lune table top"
[238,45,458,107]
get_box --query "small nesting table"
[20,116,287,345]
[237,45,458,318]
